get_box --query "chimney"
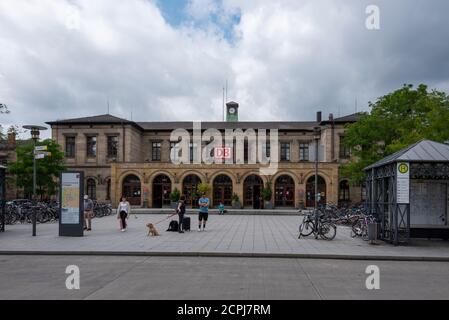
[329,113,334,121]
[316,111,322,123]
[7,132,16,146]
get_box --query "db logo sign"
[214,147,232,160]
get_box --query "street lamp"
[312,126,321,239]
[313,126,321,212]
[23,125,47,236]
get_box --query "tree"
[341,84,449,184]
[196,182,211,196]
[8,139,66,199]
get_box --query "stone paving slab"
[1,214,449,261]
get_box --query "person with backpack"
[176,195,186,233]
[117,196,131,232]
[198,192,209,231]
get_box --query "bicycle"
[298,210,337,240]
[350,214,377,240]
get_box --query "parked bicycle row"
[3,199,113,225]
[298,203,378,241]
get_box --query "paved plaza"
[1,214,449,260]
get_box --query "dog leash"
[153,213,177,225]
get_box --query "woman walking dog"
[117,196,131,232]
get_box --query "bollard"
[368,222,378,244]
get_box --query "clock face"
[229,107,236,114]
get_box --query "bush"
[169,188,181,202]
[262,184,272,201]
[231,193,240,202]
[197,182,211,196]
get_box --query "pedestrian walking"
[198,192,209,231]
[176,195,186,233]
[117,196,131,232]
[83,195,94,231]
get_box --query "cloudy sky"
[1,0,449,139]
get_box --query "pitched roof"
[136,121,319,131]
[320,112,361,124]
[365,140,449,170]
[333,113,361,122]
[46,112,358,131]
[46,114,133,125]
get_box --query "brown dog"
[146,223,160,236]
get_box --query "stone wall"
[51,122,361,206]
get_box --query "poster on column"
[59,171,84,236]
[396,162,410,204]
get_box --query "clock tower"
[226,101,239,122]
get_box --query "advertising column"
[59,171,84,236]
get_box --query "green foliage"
[342,84,449,184]
[197,182,211,196]
[262,183,272,201]
[169,187,181,202]
[8,139,66,198]
[231,193,240,202]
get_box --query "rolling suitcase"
[183,216,191,231]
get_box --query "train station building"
[47,102,361,208]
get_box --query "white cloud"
[0,0,449,140]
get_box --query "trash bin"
[368,222,378,241]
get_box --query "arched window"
[305,175,326,207]
[122,174,141,205]
[183,174,202,208]
[213,174,233,206]
[275,175,295,207]
[243,175,263,208]
[86,178,96,200]
[152,174,171,208]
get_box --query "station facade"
[47,102,361,208]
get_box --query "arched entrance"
[213,174,233,206]
[244,174,263,209]
[152,174,171,208]
[275,175,295,207]
[122,174,141,206]
[306,175,327,207]
[339,180,350,206]
[183,174,201,208]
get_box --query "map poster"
[61,172,81,224]
[59,171,83,236]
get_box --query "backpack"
[167,220,179,232]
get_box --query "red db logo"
[214,147,231,160]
